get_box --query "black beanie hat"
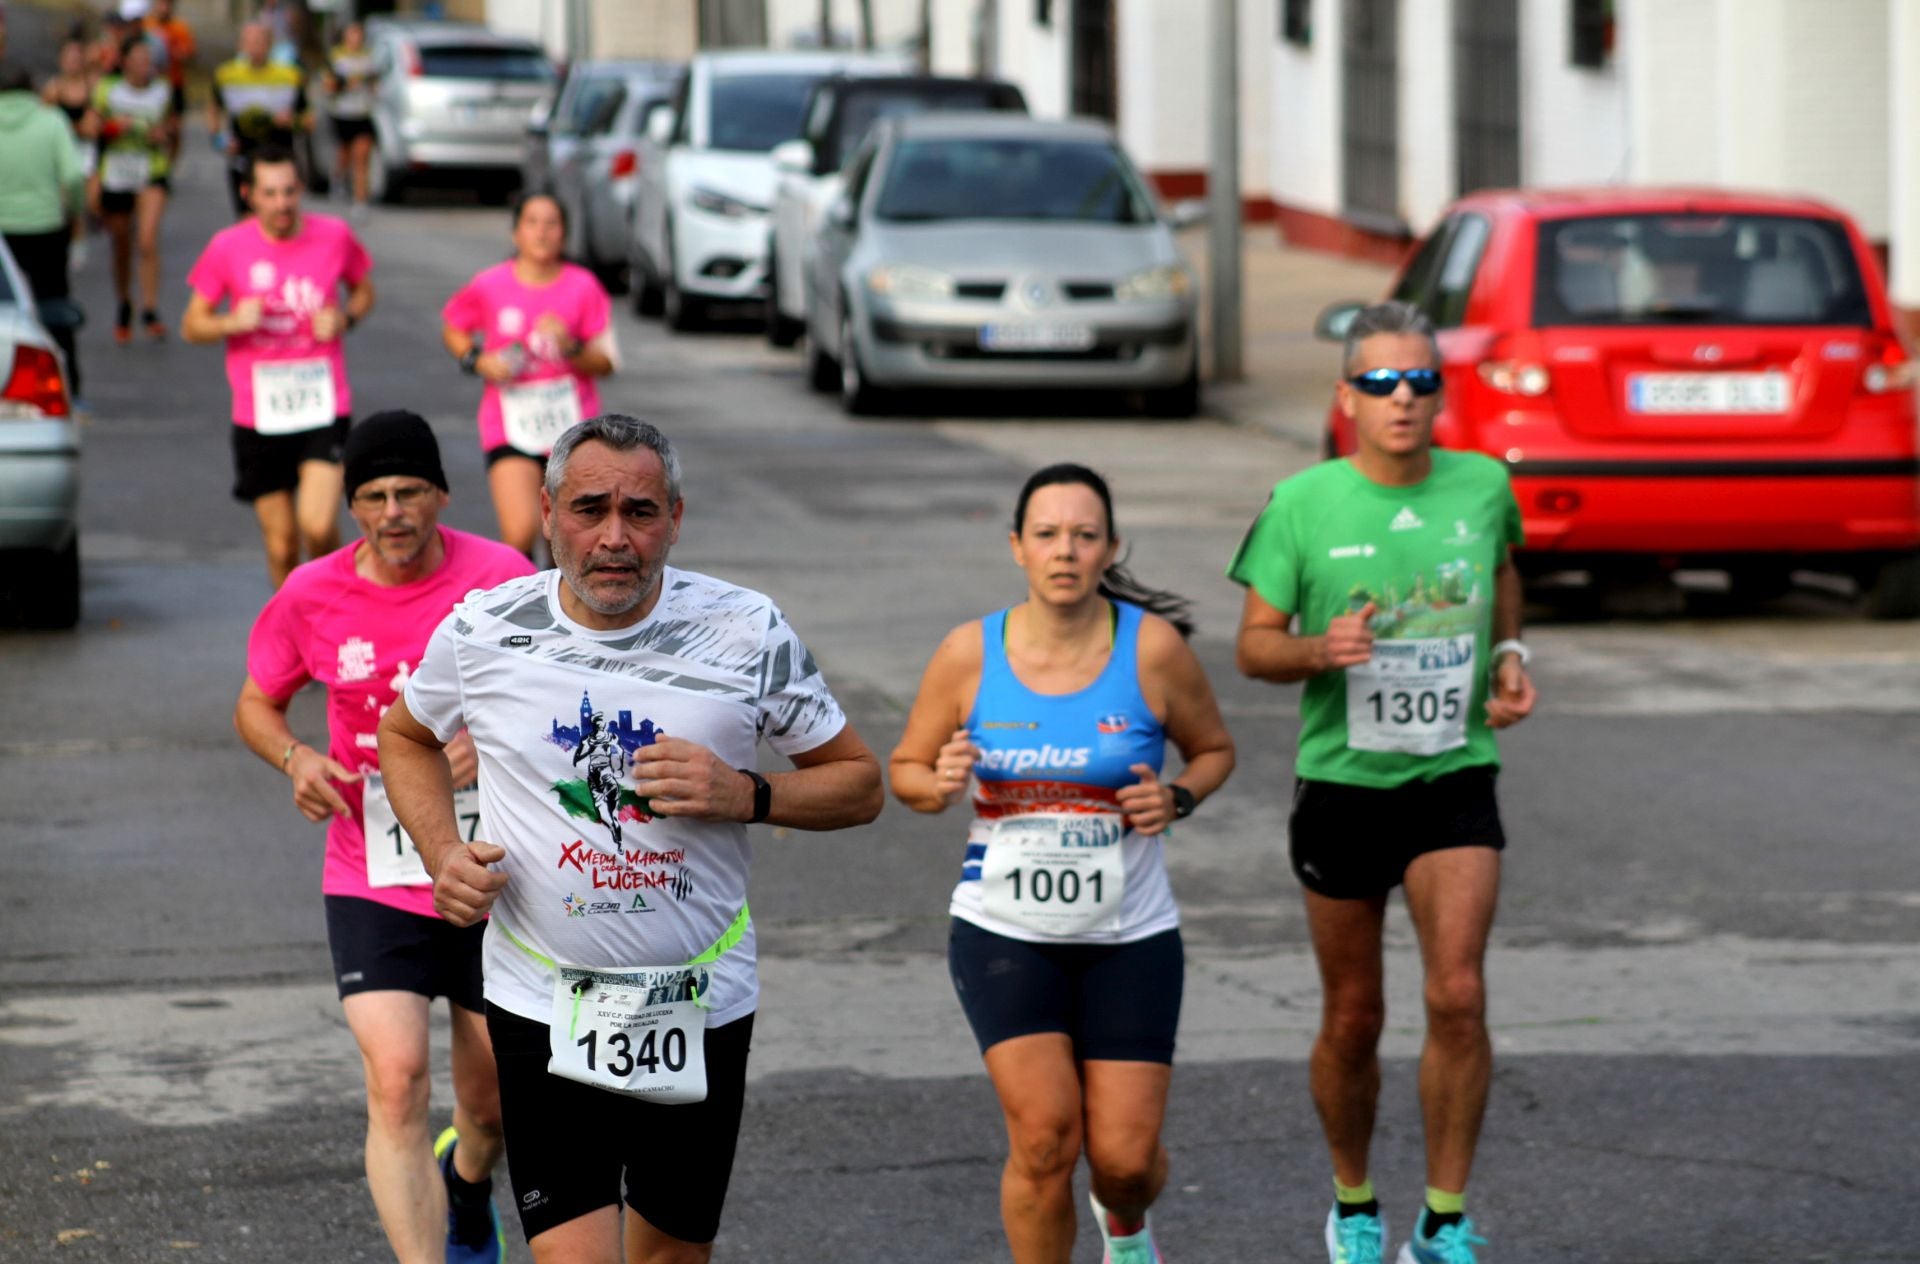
[342,411,448,500]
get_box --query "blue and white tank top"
[949,600,1181,943]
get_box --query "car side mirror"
[37,297,86,333]
[772,139,813,175]
[646,105,675,145]
[1313,301,1366,342]
[1165,197,1208,230]
[827,197,856,231]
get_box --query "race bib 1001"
[548,966,708,1103]
[1346,634,1475,756]
[360,772,480,889]
[499,377,582,455]
[979,812,1126,936]
[251,357,336,435]
[101,148,151,193]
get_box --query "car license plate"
[979,323,1096,352]
[1628,372,1790,414]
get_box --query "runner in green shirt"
[1229,300,1535,1264]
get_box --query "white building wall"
[1267,0,1341,216]
[1237,0,1272,202]
[995,3,1069,119]
[1114,0,1201,168]
[1623,0,1718,183]
[1892,0,1920,309]
[1397,0,1454,230]
[764,0,928,51]
[928,0,978,74]
[1520,0,1628,187]
[1754,0,1888,237]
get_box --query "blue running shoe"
[1089,1190,1163,1264]
[1325,1204,1387,1264]
[1396,1214,1487,1264]
[434,1126,506,1264]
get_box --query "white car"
[765,74,1026,347]
[629,48,908,331]
[0,238,82,628]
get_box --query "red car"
[1316,189,1920,617]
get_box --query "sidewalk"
[1180,227,1398,449]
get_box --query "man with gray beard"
[378,414,883,1264]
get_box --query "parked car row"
[610,49,1201,418]
[0,237,82,629]
[1313,188,1920,617]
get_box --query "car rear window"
[1534,213,1872,327]
[709,73,822,152]
[873,138,1155,225]
[418,45,553,81]
[824,85,1020,170]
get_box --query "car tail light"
[1860,339,1916,393]
[403,44,422,77]
[2,345,70,417]
[609,149,637,178]
[1478,360,1552,396]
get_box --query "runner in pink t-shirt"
[233,412,529,1261]
[182,148,375,588]
[441,193,616,557]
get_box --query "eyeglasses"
[1347,367,1443,397]
[350,483,435,511]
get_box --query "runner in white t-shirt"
[377,414,884,1263]
[233,412,532,1264]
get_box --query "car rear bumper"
[393,138,526,171]
[1511,460,1920,557]
[0,432,80,551]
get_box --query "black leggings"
[3,227,81,398]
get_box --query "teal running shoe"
[434,1126,506,1264]
[1325,1204,1387,1264]
[1396,1214,1487,1264]
[1089,1190,1164,1264]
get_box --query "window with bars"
[1281,0,1311,46]
[1570,0,1614,69]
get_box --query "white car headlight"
[1114,265,1193,302]
[866,264,954,300]
[689,186,762,219]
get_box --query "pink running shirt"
[246,527,535,917]
[441,261,612,454]
[187,213,373,428]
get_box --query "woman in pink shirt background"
[441,193,617,557]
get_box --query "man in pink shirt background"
[234,411,533,1264]
[183,145,375,588]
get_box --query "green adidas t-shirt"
[1227,450,1524,789]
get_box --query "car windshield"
[418,45,553,80]
[872,138,1155,224]
[824,86,1016,170]
[1534,213,1872,327]
[708,73,822,152]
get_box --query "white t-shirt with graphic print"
[403,566,848,1026]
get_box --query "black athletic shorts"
[487,1005,754,1245]
[1287,765,1507,899]
[322,893,486,1009]
[230,415,350,502]
[484,442,547,470]
[330,115,374,144]
[100,176,172,215]
[948,918,1183,1064]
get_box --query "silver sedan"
[802,114,1200,416]
[0,237,81,627]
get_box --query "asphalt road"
[3,134,1919,1263]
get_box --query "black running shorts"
[1287,765,1507,899]
[322,893,485,1009]
[483,442,547,470]
[230,415,349,502]
[486,1005,754,1246]
[330,115,374,144]
[948,918,1184,1063]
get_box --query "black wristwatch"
[1170,785,1196,820]
[458,345,481,375]
[739,768,771,824]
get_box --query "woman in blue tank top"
[890,464,1235,1264]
